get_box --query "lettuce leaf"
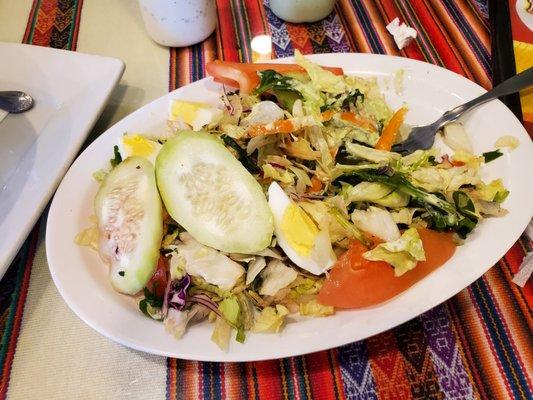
[374,190,410,208]
[294,50,347,94]
[259,259,298,296]
[211,317,232,351]
[245,256,267,285]
[299,300,335,317]
[441,123,473,153]
[251,305,289,333]
[472,179,509,203]
[262,164,294,184]
[175,233,245,291]
[219,297,240,327]
[289,276,323,299]
[351,206,401,242]
[363,227,426,276]
[344,142,401,164]
[342,181,394,203]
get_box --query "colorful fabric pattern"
[0,0,531,399]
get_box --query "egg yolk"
[123,135,155,158]
[281,204,319,256]
[170,100,208,125]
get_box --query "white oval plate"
[46,54,533,362]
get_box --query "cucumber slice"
[95,157,163,294]
[155,131,273,253]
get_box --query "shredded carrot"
[309,176,323,193]
[339,112,377,132]
[374,107,408,151]
[321,110,335,122]
[247,119,298,137]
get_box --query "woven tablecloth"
[0,1,532,399]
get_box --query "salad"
[77,52,511,351]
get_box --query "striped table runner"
[0,1,531,399]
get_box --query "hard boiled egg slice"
[117,134,162,165]
[169,100,223,131]
[268,182,336,275]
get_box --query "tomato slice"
[206,60,344,94]
[317,228,456,309]
[146,254,169,299]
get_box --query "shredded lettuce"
[219,297,240,326]
[299,200,347,243]
[211,317,232,351]
[294,50,347,95]
[245,256,267,285]
[363,227,426,276]
[343,181,394,203]
[399,149,439,171]
[441,123,473,153]
[352,206,401,242]
[299,300,334,317]
[164,308,189,339]
[74,221,99,251]
[410,165,480,193]
[472,179,509,203]
[259,259,298,296]
[175,233,245,291]
[289,276,323,299]
[262,164,294,184]
[390,208,419,225]
[251,305,289,333]
[495,135,519,150]
[240,101,285,127]
[344,142,401,164]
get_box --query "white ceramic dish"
[0,42,124,278]
[46,54,533,362]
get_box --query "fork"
[392,67,533,155]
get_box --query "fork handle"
[437,66,533,127]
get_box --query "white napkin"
[0,110,7,124]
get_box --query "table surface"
[0,1,532,399]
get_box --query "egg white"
[268,182,336,275]
[168,100,223,131]
[117,134,162,165]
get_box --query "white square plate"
[0,42,124,278]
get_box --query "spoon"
[0,91,34,113]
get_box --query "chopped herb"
[482,149,503,163]
[139,299,149,317]
[427,155,438,166]
[254,70,302,111]
[118,271,125,277]
[254,70,294,95]
[110,145,122,167]
[336,167,478,236]
[342,89,364,109]
[222,135,260,174]
[236,328,246,343]
[377,119,385,134]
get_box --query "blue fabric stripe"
[263,0,295,58]
[282,358,296,399]
[441,0,491,75]
[349,0,386,54]
[471,278,532,399]
[294,356,309,400]
[337,341,378,400]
